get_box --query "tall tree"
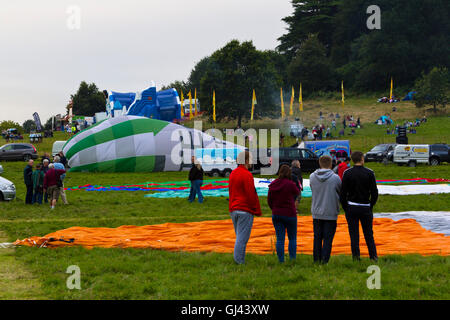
[199,40,282,126]
[22,120,36,133]
[287,34,335,92]
[277,0,339,61]
[71,81,105,116]
[414,67,449,112]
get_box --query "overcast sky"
[0,0,293,124]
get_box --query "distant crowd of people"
[386,116,427,135]
[300,113,362,141]
[23,151,68,209]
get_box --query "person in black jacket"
[188,156,204,203]
[23,159,34,204]
[340,151,379,261]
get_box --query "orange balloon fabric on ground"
[14,216,450,256]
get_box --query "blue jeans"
[32,189,43,205]
[230,211,254,264]
[272,215,298,262]
[188,180,203,203]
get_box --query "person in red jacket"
[229,151,262,264]
[268,165,300,263]
[338,157,351,180]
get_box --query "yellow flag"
[188,91,193,120]
[390,78,393,100]
[251,89,257,121]
[280,88,285,118]
[194,88,198,115]
[299,83,303,112]
[341,81,345,108]
[180,89,185,117]
[213,90,216,123]
[289,86,294,116]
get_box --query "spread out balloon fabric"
[14,216,449,256]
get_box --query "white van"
[393,144,430,167]
[52,141,67,157]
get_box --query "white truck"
[195,147,244,177]
[393,144,430,167]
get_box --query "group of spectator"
[23,151,68,209]
[228,150,378,265]
[1,130,24,141]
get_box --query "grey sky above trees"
[0,0,293,123]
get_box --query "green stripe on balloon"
[65,118,169,160]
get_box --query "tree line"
[66,0,448,125]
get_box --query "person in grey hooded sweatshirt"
[310,155,342,264]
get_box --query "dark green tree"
[414,67,449,112]
[187,56,211,93]
[199,40,282,126]
[71,81,105,116]
[287,34,336,92]
[22,119,36,133]
[161,80,188,95]
[277,0,339,61]
[0,120,22,133]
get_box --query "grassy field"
[0,99,449,300]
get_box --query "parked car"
[0,143,39,161]
[393,144,430,167]
[266,147,320,173]
[0,175,16,201]
[429,144,450,165]
[365,144,397,162]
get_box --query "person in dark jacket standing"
[310,156,342,264]
[188,157,204,203]
[268,165,300,263]
[340,151,379,261]
[23,159,34,204]
[32,163,44,204]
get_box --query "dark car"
[430,144,450,165]
[365,144,396,162]
[0,143,38,161]
[260,148,319,173]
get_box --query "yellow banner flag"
[213,90,216,123]
[341,81,345,108]
[194,88,198,115]
[251,89,257,121]
[289,86,294,116]
[180,89,185,117]
[188,91,193,120]
[299,83,303,112]
[390,78,393,100]
[280,88,285,118]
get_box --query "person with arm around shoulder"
[268,165,300,263]
[310,156,342,264]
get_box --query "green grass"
[0,98,449,300]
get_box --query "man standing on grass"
[340,151,379,261]
[229,151,262,264]
[23,159,34,204]
[310,156,342,264]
